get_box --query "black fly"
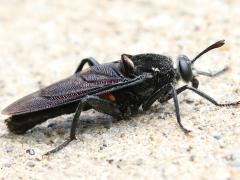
[2,40,239,154]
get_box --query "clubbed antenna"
[191,40,225,64]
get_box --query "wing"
[2,63,133,115]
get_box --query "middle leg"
[195,66,228,77]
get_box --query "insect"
[2,40,239,155]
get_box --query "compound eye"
[177,55,193,82]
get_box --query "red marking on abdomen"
[99,93,116,102]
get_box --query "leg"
[159,85,188,103]
[170,84,191,134]
[145,84,190,133]
[196,66,228,77]
[45,96,123,155]
[183,86,240,107]
[191,78,199,89]
[163,85,240,107]
[161,84,239,134]
[142,84,171,111]
[75,57,100,73]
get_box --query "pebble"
[224,151,240,167]
[26,149,35,156]
[189,155,195,162]
[4,163,11,168]
[213,134,222,140]
[6,146,14,153]
[26,161,35,168]
[106,159,114,164]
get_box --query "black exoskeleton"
[2,40,239,155]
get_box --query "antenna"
[191,40,225,64]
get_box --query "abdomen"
[6,101,79,134]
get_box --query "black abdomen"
[6,101,79,134]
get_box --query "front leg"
[160,84,239,134]
[170,84,191,134]
[45,95,123,155]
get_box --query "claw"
[44,138,73,156]
[183,129,191,134]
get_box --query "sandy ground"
[0,0,240,179]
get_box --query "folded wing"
[2,64,127,115]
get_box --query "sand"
[0,0,240,179]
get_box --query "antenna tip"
[216,40,225,47]
[191,39,226,64]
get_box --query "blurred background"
[0,0,240,179]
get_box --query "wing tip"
[1,107,11,115]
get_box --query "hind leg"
[74,57,100,73]
[45,96,123,155]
